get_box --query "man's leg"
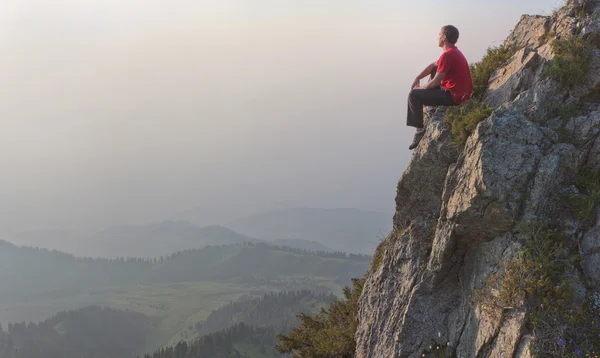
[406,88,455,150]
[407,88,454,128]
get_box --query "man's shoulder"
[444,47,468,64]
[438,50,450,61]
[452,47,468,59]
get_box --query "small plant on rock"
[470,45,516,101]
[574,0,596,18]
[369,236,391,275]
[564,168,600,226]
[474,222,572,318]
[443,99,493,145]
[545,36,593,88]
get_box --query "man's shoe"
[408,130,425,150]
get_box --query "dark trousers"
[407,66,456,128]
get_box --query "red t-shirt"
[437,46,472,104]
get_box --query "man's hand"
[411,78,420,89]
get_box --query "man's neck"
[442,43,456,51]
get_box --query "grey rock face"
[443,111,549,240]
[552,5,580,38]
[356,110,557,357]
[523,143,583,219]
[393,110,459,231]
[504,15,551,49]
[565,110,600,146]
[485,48,542,108]
[356,4,600,358]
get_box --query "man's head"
[438,25,459,47]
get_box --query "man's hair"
[442,25,459,44]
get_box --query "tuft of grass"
[545,36,593,88]
[555,102,583,121]
[474,222,573,318]
[470,45,517,101]
[564,168,600,226]
[474,221,600,357]
[555,126,576,144]
[443,99,493,145]
[539,30,557,46]
[575,0,596,17]
[369,234,393,276]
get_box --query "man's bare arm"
[411,62,438,89]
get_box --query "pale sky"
[0,0,559,233]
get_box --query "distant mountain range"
[4,207,392,258]
[227,207,392,254]
[7,223,335,259]
[81,222,260,258]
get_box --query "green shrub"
[564,168,600,226]
[443,99,493,145]
[275,277,365,358]
[470,45,516,100]
[555,102,582,121]
[545,36,592,88]
[474,222,572,317]
[474,221,600,357]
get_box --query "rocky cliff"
[356,1,600,357]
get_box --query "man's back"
[437,47,472,104]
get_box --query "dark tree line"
[1,239,369,264]
[166,242,370,262]
[141,323,281,358]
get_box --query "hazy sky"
[0,0,559,233]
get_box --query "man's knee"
[408,89,421,99]
[408,90,420,107]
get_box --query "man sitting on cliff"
[407,25,473,150]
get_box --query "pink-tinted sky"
[0,0,558,232]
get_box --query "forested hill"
[0,240,369,315]
[0,306,152,358]
[0,306,280,358]
[0,291,335,358]
[192,290,337,337]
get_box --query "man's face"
[438,29,446,47]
